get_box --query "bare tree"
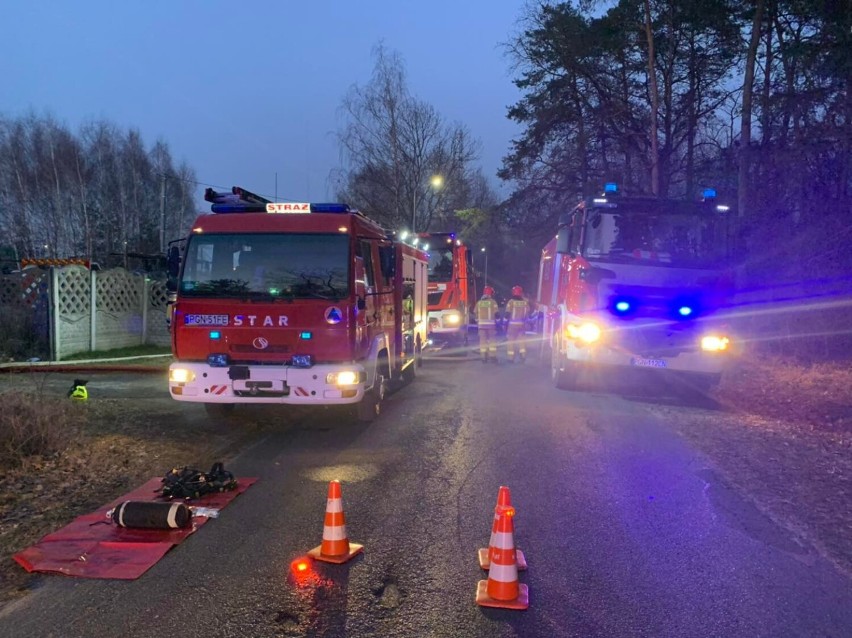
[337,43,480,232]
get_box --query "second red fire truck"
[414,231,474,354]
[167,187,428,421]
[537,184,736,392]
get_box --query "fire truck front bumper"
[564,341,730,385]
[426,310,468,347]
[168,362,368,405]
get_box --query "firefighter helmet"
[512,285,523,297]
[483,286,495,297]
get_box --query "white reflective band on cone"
[326,498,343,513]
[118,502,128,527]
[492,531,516,549]
[488,562,519,582]
[323,525,347,541]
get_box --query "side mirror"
[167,245,181,278]
[579,266,616,284]
[378,245,395,279]
[357,297,367,310]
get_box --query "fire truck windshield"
[179,233,349,299]
[583,209,728,268]
[427,248,454,281]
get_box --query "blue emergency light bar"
[604,182,618,193]
[206,186,352,214]
[309,203,351,213]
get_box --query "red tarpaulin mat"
[13,476,257,580]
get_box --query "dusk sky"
[1,1,529,207]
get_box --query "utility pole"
[159,173,166,254]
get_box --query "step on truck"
[167,186,428,421]
[537,183,736,392]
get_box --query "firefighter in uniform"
[475,286,499,363]
[505,285,530,363]
[402,286,415,354]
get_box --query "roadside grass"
[0,390,83,468]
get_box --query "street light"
[480,247,488,286]
[412,174,444,234]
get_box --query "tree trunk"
[643,0,660,196]
[738,0,765,220]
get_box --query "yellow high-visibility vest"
[476,298,498,325]
[506,298,528,324]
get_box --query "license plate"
[185,314,229,326]
[631,357,667,368]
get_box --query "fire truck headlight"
[169,368,195,383]
[701,335,730,352]
[445,312,461,325]
[567,322,602,344]
[327,370,361,386]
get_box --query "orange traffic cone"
[307,480,363,564]
[478,486,527,571]
[475,507,529,610]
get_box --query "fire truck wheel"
[401,359,417,384]
[204,403,237,421]
[551,339,577,390]
[354,360,388,422]
[356,383,382,422]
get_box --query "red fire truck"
[167,186,428,421]
[413,232,474,354]
[537,184,735,392]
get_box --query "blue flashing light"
[299,331,313,340]
[611,296,637,316]
[604,182,618,193]
[678,306,693,317]
[702,188,717,200]
[291,354,313,368]
[209,330,221,340]
[207,353,230,367]
[310,203,350,213]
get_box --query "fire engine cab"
[167,186,428,421]
[537,184,735,392]
[411,231,473,354]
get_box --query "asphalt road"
[1,355,851,638]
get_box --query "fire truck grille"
[614,323,697,357]
[230,344,292,353]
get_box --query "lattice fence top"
[0,275,21,305]
[56,267,91,316]
[96,269,143,314]
[0,270,49,306]
[149,280,169,310]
